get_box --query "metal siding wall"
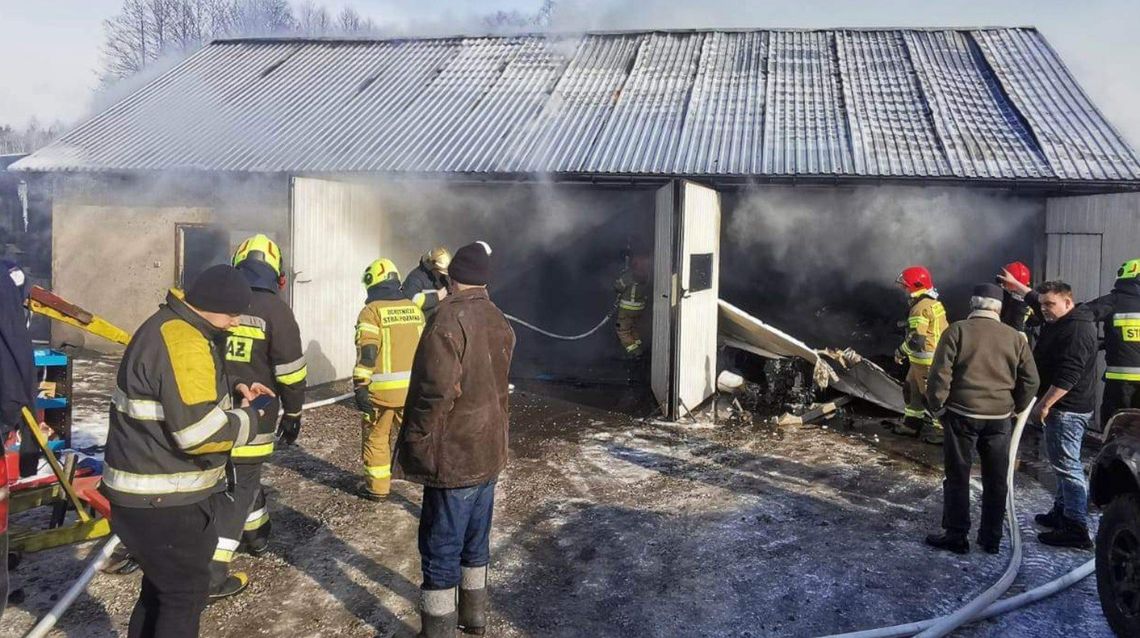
[651,182,675,415]
[1047,192,1140,288]
[291,177,383,386]
[675,181,721,415]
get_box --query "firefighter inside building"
[208,234,308,600]
[999,260,1037,339]
[613,247,651,360]
[404,246,451,315]
[893,265,950,445]
[354,258,425,501]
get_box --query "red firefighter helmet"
[1003,261,1031,287]
[896,266,933,294]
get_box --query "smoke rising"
[721,185,1040,354]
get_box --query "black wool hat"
[973,282,1004,302]
[186,264,252,315]
[449,241,492,286]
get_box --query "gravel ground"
[0,355,1111,637]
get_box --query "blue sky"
[2,0,1139,147]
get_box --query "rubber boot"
[1038,518,1094,549]
[893,417,922,437]
[919,419,944,445]
[419,587,457,638]
[924,533,969,555]
[208,572,250,602]
[458,566,488,635]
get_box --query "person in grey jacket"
[924,283,1040,555]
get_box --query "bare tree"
[227,0,296,37]
[297,1,331,36]
[336,6,362,33]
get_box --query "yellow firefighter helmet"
[1118,258,1140,281]
[362,258,400,288]
[423,246,452,274]
[232,234,282,275]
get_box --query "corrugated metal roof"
[15,28,1140,183]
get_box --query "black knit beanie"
[449,241,492,286]
[186,264,252,314]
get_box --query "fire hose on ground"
[819,398,1096,638]
[503,299,620,341]
[22,391,354,638]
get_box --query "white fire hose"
[820,398,1095,638]
[504,299,619,341]
[22,392,354,638]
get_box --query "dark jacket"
[1000,291,1035,334]
[927,310,1040,419]
[1085,278,1140,381]
[224,260,307,463]
[1025,292,1099,413]
[0,269,33,434]
[392,287,515,488]
[102,291,259,508]
[403,263,447,314]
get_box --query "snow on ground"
[1,361,1112,637]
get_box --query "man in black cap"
[923,283,1039,555]
[102,265,271,638]
[393,241,515,638]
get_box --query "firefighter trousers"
[903,364,932,423]
[363,406,403,496]
[209,463,269,589]
[615,308,644,355]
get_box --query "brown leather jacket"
[392,288,515,488]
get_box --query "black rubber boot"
[208,572,250,602]
[893,417,923,437]
[419,587,457,638]
[1034,507,1064,529]
[458,565,488,635]
[1038,518,1093,549]
[919,419,944,445]
[925,533,969,555]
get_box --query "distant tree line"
[0,120,68,155]
[101,0,380,81]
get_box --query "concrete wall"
[51,174,289,351]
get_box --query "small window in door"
[689,253,714,292]
[177,224,231,288]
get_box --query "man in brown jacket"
[392,241,515,638]
[924,283,1039,555]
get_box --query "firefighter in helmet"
[998,260,1036,338]
[404,246,451,315]
[354,258,425,500]
[614,251,651,358]
[894,266,949,444]
[210,233,307,599]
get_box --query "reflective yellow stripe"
[274,356,306,377]
[229,325,265,340]
[353,366,373,381]
[903,407,927,418]
[620,302,646,311]
[112,388,164,420]
[382,327,392,374]
[244,508,270,531]
[370,380,410,391]
[170,404,230,451]
[1106,366,1140,381]
[103,465,225,495]
[213,549,234,562]
[276,365,308,385]
[365,464,391,479]
[1114,318,1140,327]
[232,442,274,458]
[357,322,381,335]
[909,352,934,363]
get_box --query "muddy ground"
[1,356,1111,637]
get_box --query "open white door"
[291,177,383,386]
[651,180,722,419]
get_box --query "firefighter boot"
[458,565,488,635]
[920,419,944,445]
[892,417,923,437]
[419,587,457,638]
[208,572,250,602]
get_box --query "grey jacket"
[926,310,1040,419]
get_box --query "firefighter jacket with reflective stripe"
[101,291,258,508]
[898,292,948,366]
[614,269,647,312]
[224,276,307,463]
[355,283,425,407]
[404,264,447,315]
[1086,279,1140,382]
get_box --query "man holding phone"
[101,265,267,638]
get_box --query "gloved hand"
[893,349,905,366]
[276,413,301,446]
[354,385,374,419]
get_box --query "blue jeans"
[1043,410,1092,526]
[418,480,496,590]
